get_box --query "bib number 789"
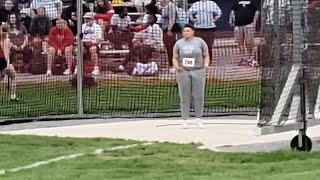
[182,58,195,67]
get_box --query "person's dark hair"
[71,0,76,7]
[183,24,195,30]
[7,13,21,30]
[149,14,157,23]
[145,4,159,14]
[95,0,109,14]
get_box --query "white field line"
[0,142,153,175]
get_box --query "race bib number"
[182,58,195,67]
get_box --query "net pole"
[76,0,84,116]
[292,0,306,148]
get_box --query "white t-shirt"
[82,23,102,43]
[30,0,62,20]
[142,14,162,24]
[111,14,131,31]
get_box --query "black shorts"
[0,57,7,71]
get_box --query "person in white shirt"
[142,4,162,24]
[29,0,63,26]
[119,14,164,70]
[107,7,134,50]
[188,0,222,63]
[81,12,102,76]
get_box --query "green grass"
[1,135,320,180]
[0,79,259,118]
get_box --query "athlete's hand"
[204,64,209,71]
[173,65,183,72]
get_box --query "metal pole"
[292,0,306,149]
[299,67,308,150]
[76,0,84,116]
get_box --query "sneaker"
[46,70,52,76]
[182,122,189,129]
[92,69,100,76]
[118,65,125,71]
[196,118,205,129]
[238,58,247,66]
[63,69,71,75]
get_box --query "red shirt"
[48,27,74,51]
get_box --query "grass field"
[0,79,259,118]
[1,134,320,180]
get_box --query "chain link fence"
[0,0,262,121]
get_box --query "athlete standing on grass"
[229,0,260,67]
[173,24,209,129]
[0,24,18,101]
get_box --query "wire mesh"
[0,0,261,120]
[258,0,320,127]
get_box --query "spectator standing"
[29,0,62,26]
[62,0,90,35]
[0,0,17,25]
[47,19,74,75]
[81,12,102,76]
[16,0,31,11]
[29,7,52,55]
[229,0,260,66]
[162,0,179,73]
[188,0,222,63]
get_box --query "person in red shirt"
[0,24,18,101]
[94,0,114,39]
[47,19,74,75]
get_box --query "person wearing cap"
[47,19,74,75]
[80,12,102,76]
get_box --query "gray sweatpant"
[176,68,206,120]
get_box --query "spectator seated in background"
[118,14,164,72]
[137,4,162,24]
[107,6,133,50]
[29,7,52,56]
[80,12,102,76]
[62,0,90,36]
[94,0,114,38]
[0,24,18,101]
[47,19,74,76]
[19,8,32,32]
[0,0,17,25]
[16,0,31,12]
[29,0,62,26]
[7,13,31,72]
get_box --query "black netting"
[0,0,261,120]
